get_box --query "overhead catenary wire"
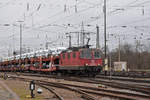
[9,0,149,33]
[37,2,103,29]
[14,0,150,43]
[1,0,150,57]
[86,0,150,25]
[17,0,104,34]
[31,0,87,27]
[0,0,16,9]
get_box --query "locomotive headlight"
[85,63,88,66]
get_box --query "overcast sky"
[0,0,150,57]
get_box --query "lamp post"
[103,0,108,75]
[104,0,107,58]
[17,21,24,60]
[1,22,23,60]
[118,36,121,62]
[20,23,22,60]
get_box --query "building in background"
[114,61,127,72]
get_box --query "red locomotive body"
[58,47,102,75]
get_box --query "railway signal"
[30,80,35,98]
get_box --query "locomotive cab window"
[80,49,92,59]
[80,50,84,58]
[68,53,70,59]
[94,51,101,58]
[62,54,65,59]
[73,52,76,58]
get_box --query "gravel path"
[0,79,20,100]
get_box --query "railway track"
[4,73,150,100]
[3,72,150,95]
[99,71,150,78]
[8,76,97,100]
[37,84,64,100]
[89,79,150,95]
[96,75,150,83]
[37,82,97,100]
[37,80,150,100]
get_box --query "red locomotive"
[0,46,103,76]
[58,46,102,75]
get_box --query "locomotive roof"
[61,45,100,53]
